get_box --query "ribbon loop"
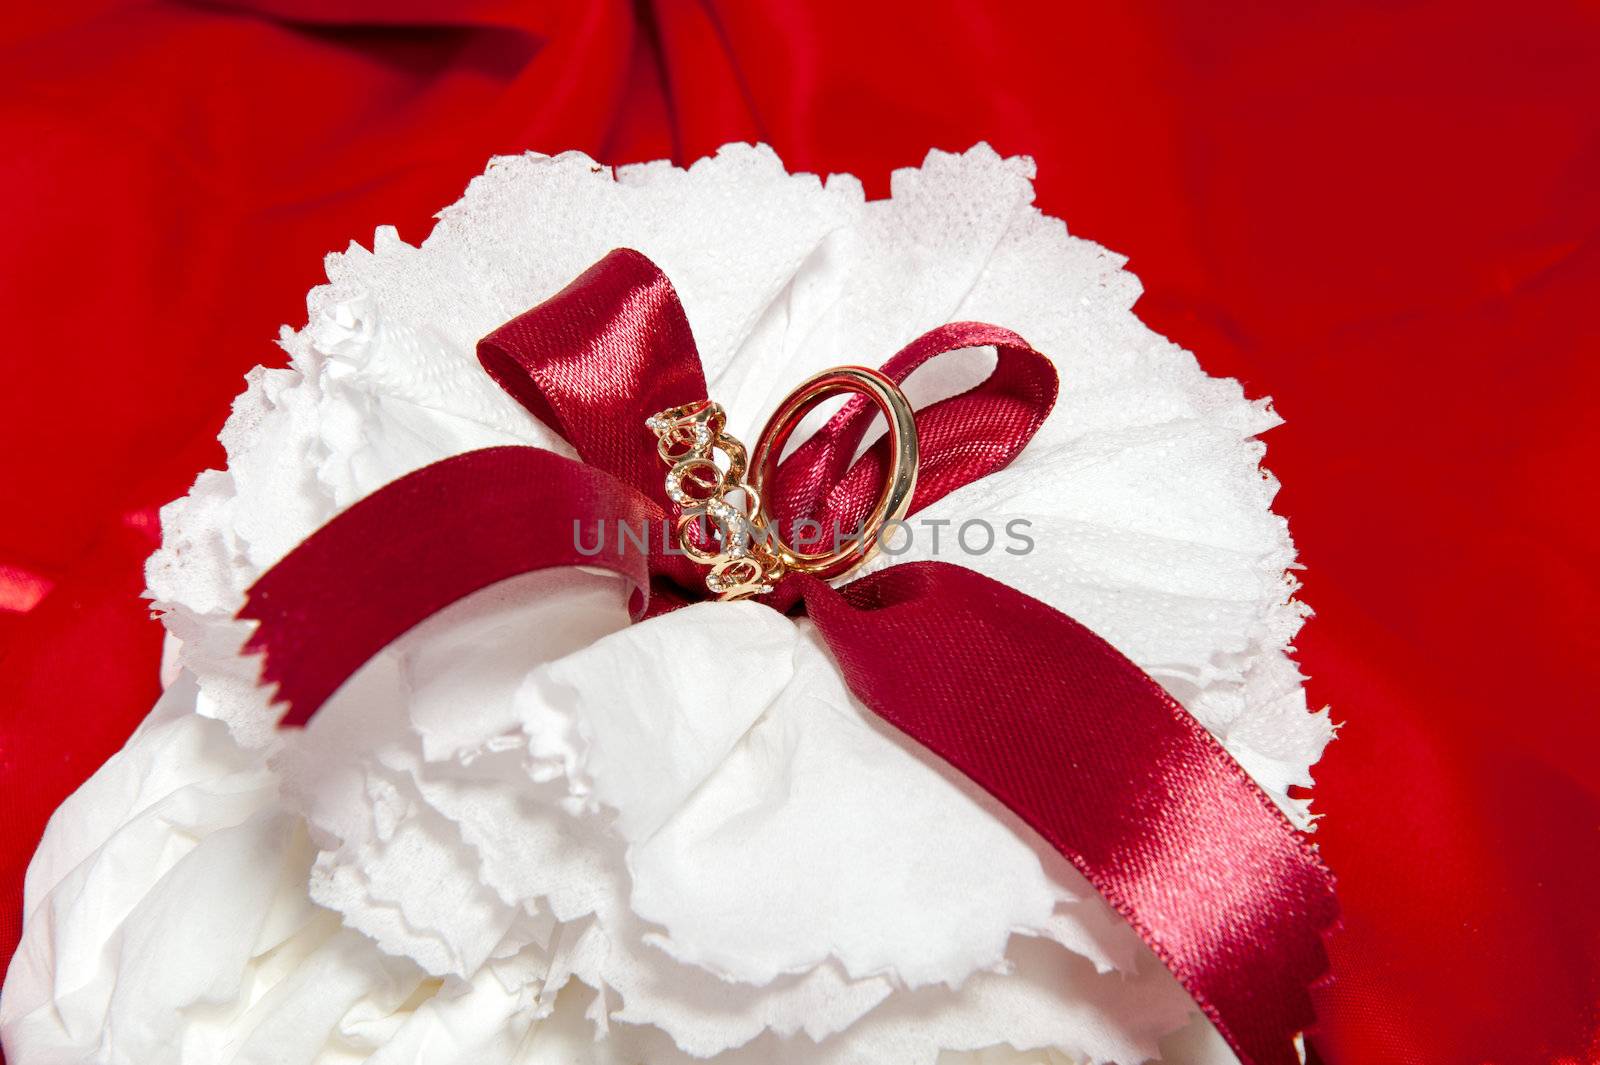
[478,248,708,499]
[766,322,1058,542]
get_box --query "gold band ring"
[749,366,919,581]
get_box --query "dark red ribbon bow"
[241,248,1336,1065]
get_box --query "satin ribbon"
[241,248,1336,1065]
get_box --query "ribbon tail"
[239,446,667,726]
[782,563,1338,1065]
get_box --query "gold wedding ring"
[647,366,919,599]
[749,366,919,580]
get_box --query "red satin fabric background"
[0,3,1595,1063]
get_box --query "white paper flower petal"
[626,621,1063,988]
[527,600,797,842]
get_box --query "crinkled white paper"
[2,145,1328,1065]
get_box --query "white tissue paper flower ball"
[2,144,1332,1065]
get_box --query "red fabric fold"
[3,6,1595,1064]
